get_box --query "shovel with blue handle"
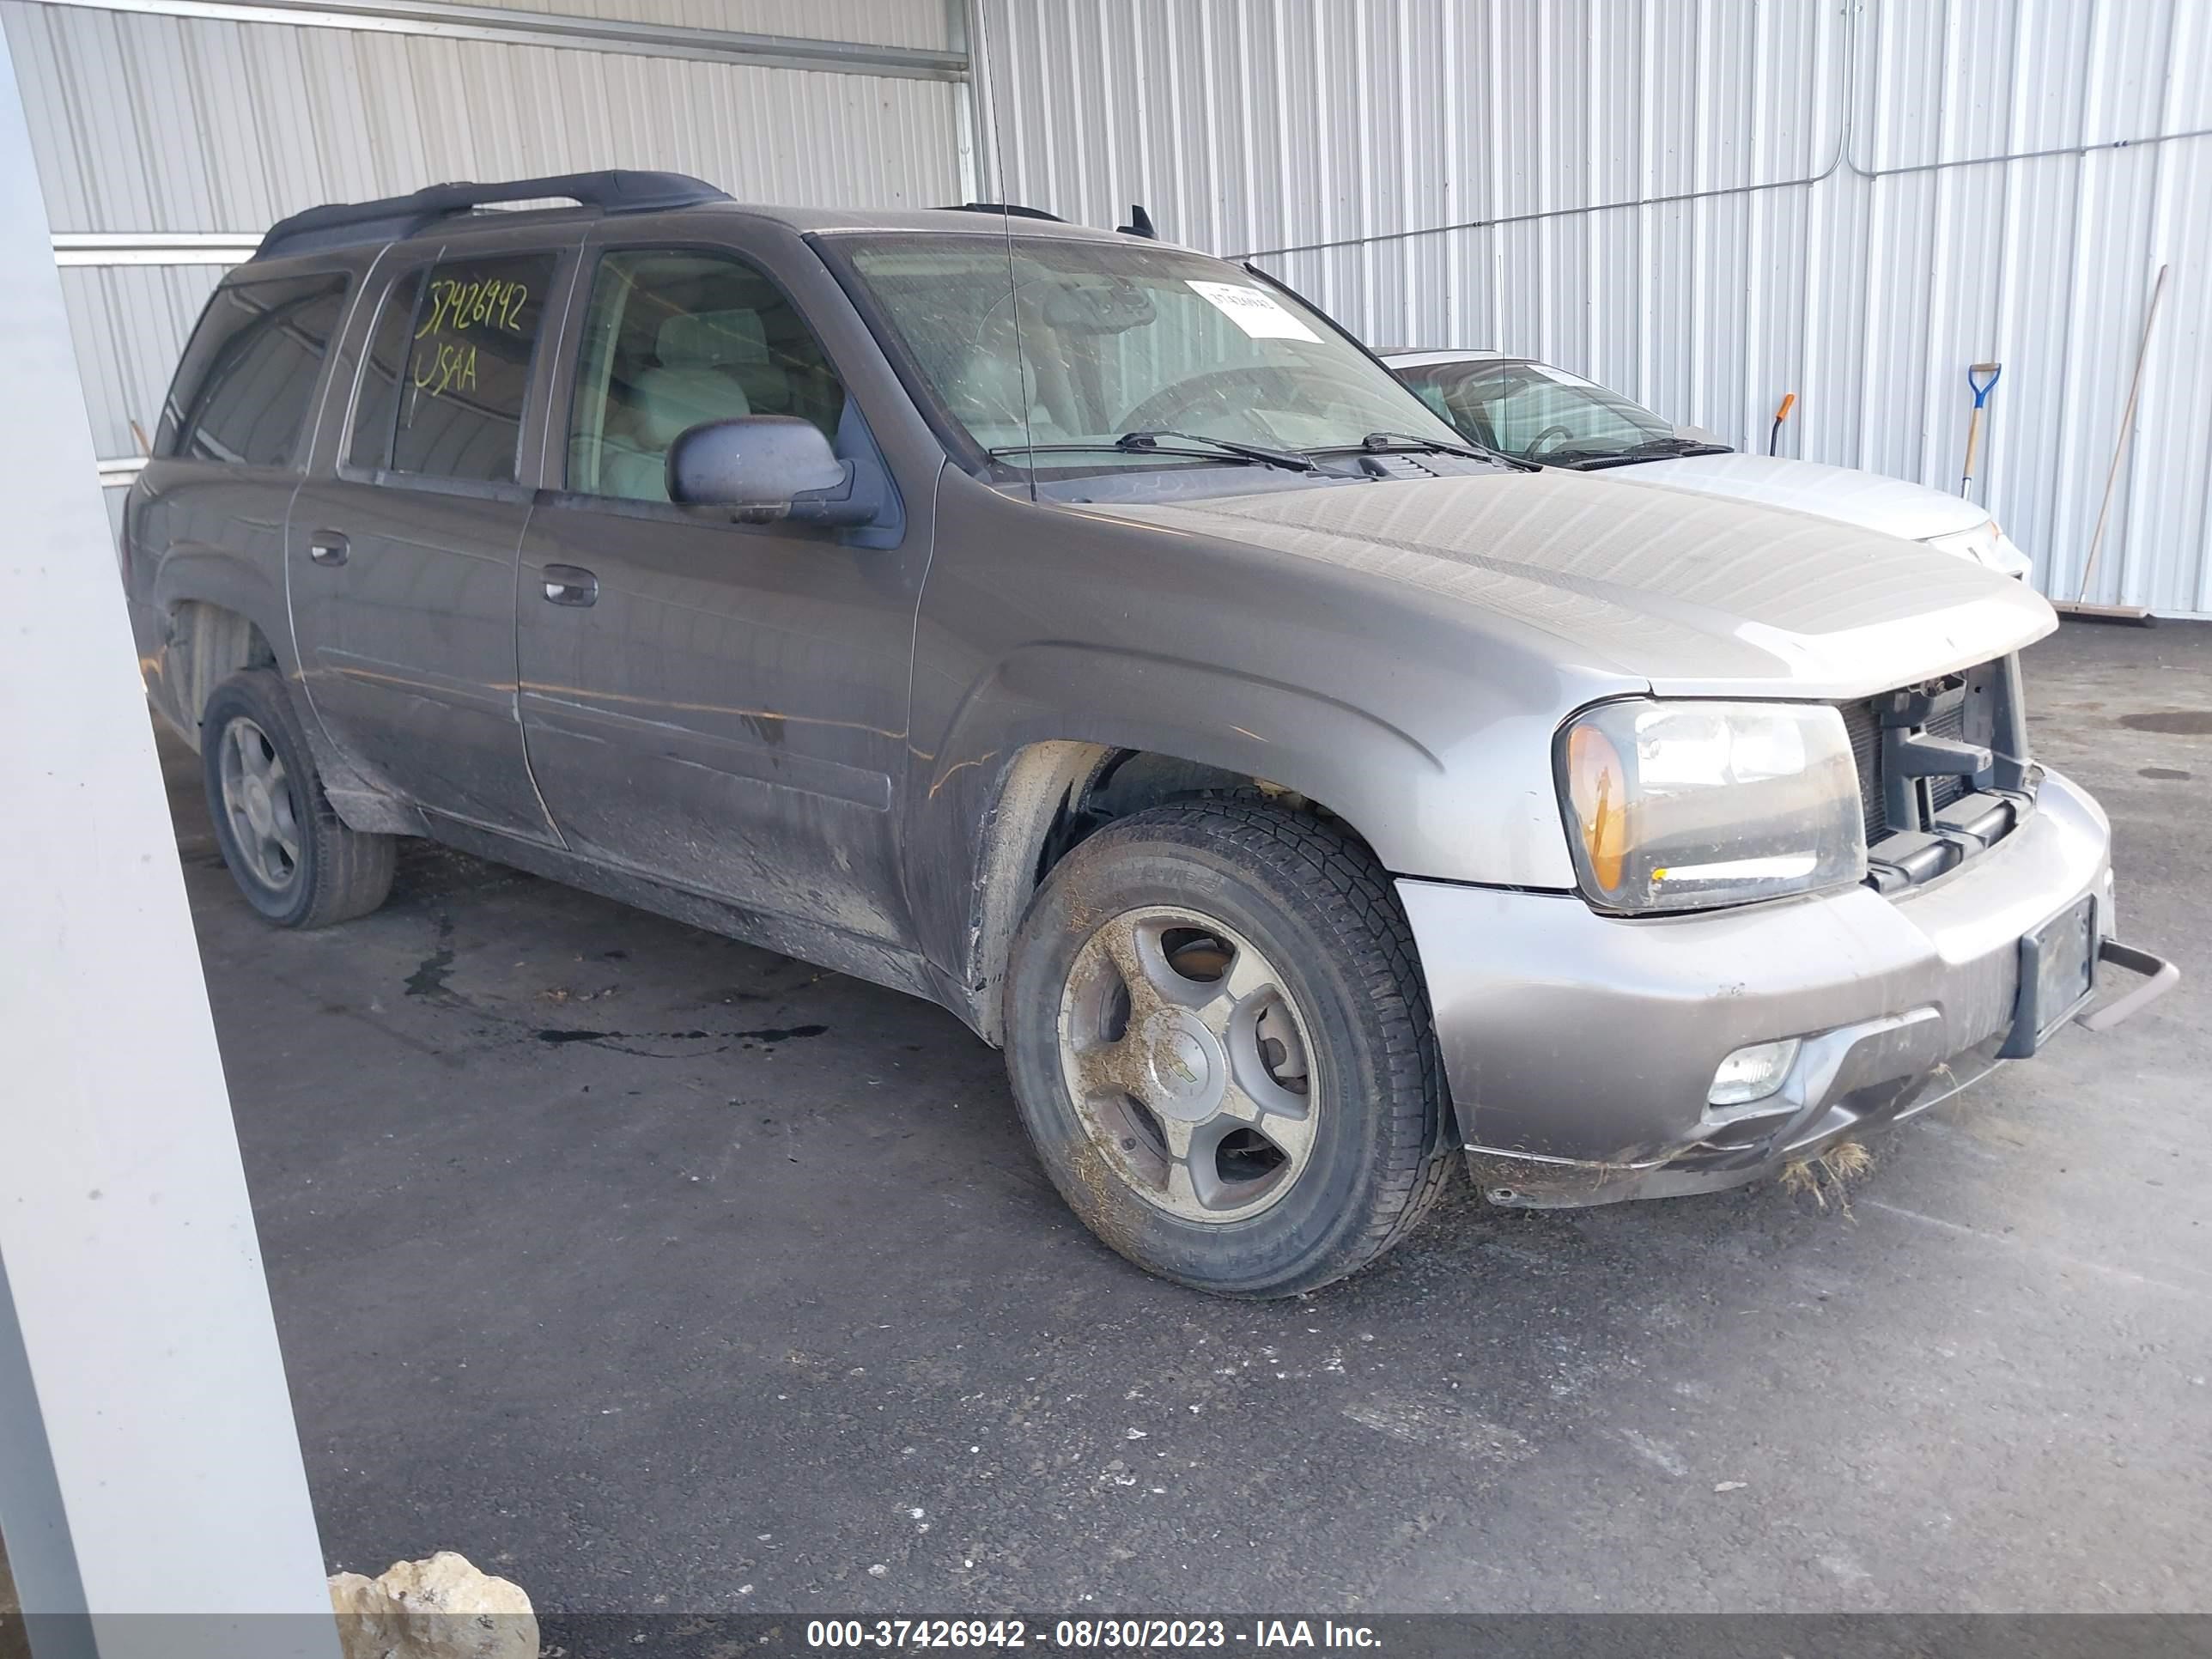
[1960,362,2001,496]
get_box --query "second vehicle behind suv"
[127,172,2174,1297]
[1383,346,2037,579]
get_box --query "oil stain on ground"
[404,915,457,998]
[2119,710,2212,736]
[534,1023,828,1048]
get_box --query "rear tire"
[201,670,395,928]
[1003,801,1454,1297]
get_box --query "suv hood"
[1606,450,1991,542]
[1093,469,2054,700]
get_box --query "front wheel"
[1003,802,1455,1297]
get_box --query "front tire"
[1003,802,1454,1297]
[201,670,395,928]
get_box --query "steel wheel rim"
[1057,904,1319,1224]
[218,716,302,893]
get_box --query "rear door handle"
[541,564,599,607]
[307,532,349,567]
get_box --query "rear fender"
[149,545,299,678]
[146,549,414,834]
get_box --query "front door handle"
[541,564,599,607]
[307,532,349,567]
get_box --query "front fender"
[902,640,1566,1030]
[897,471,1640,1026]
[932,638,1443,845]
[902,645,1444,1034]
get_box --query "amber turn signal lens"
[1566,722,1629,894]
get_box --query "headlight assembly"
[1555,700,1868,913]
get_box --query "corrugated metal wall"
[6,0,964,522]
[975,0,2212,617]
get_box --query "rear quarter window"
[158,273,351,466]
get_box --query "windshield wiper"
[1623,436,1734,457]
[1546,436,1736,470]
[986,434,1314,474]
[1306,430,1536,472]
[1116,428,1316,472]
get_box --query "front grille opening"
[1839,684,1975,842]
[1925,690,1973,815]
[1842,698,1887,842]
[1838,656,2033,891]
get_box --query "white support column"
[946,0,984,204]
[0,26,342,1659]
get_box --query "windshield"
[839,234,1467,473]
[1396,357,1723,465]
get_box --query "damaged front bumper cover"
[1469,935,2177,1209]
[1398,769,2179,1211]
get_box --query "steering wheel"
[1119,365,1300,434]
[1522,423,1577,460]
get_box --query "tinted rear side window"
[160,274,349,466]
[390,252,556,483]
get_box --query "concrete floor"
[165,622,2210,1616]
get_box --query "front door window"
[567,249,847,502]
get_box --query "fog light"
[1708,1037,1802,1107]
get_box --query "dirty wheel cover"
[217,714,302,894]
[1058,905,1319,1223]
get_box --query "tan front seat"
[946,337,1068,452]
[598,311,763,501]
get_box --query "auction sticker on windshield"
[1186,280,1320,342]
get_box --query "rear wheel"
[201,670,395,928]
[1004,801,1454,1297]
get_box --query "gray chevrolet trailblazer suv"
[126,170,2176,1297]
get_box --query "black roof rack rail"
[252,170,730,261]
[941,202,1065,222]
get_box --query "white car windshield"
[842,233,1468,473]
[1396,357,1729,467]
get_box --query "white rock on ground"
[328,1551,538,1659]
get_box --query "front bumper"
[1399,769,2177,1208]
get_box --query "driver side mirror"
[667,415,878,527]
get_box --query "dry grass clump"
[1780,1139,1875,1215]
